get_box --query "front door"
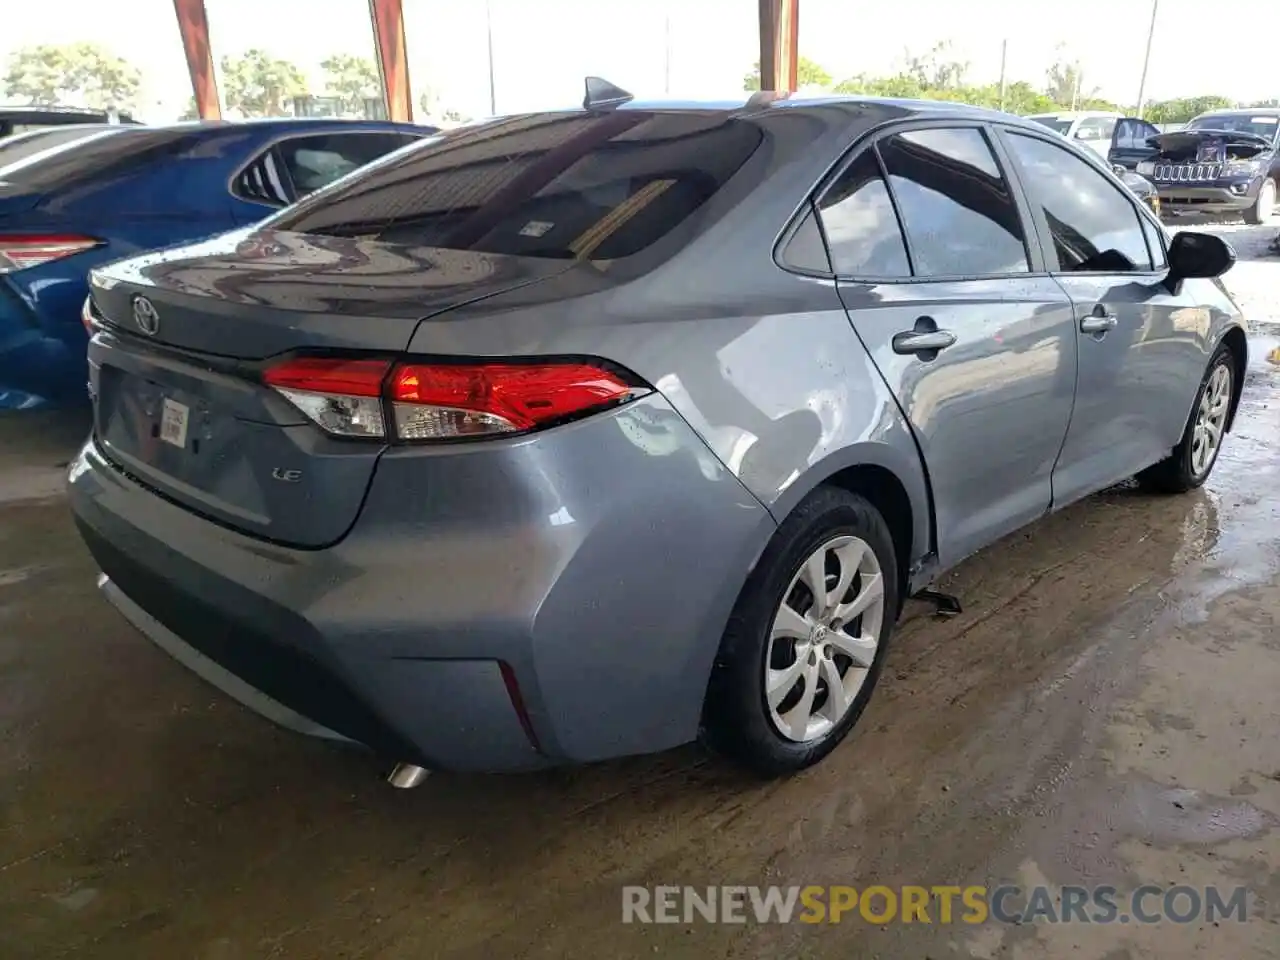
[1109,117,1162,169]
[998,128,1207,506]
[816,125,1078,567]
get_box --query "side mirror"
[1111,163,1128,176]
[1165,231,1235,291]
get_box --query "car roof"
[158,117,429,132]
[566,94,1026,125]
[1191,107,1280,116]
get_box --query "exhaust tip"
[387,763,430,789]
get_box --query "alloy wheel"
[765,535,885,743]
[1191,362,1232,478]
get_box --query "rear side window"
[1004,133,1153,272]
[275,132,419,197]
[233,150,292,206]
[877,128,1030,278]
[272,111,764,260]
[816,150,910,278]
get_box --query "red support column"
[757,0,800,93]
[172,0,221,119]
[369,0,413,122]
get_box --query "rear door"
[228,130,422,225]
[820,124,1078,566]
[1109,117,1162,169]
[998,127,1206,506]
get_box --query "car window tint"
[877,128,1029,277]
[1113,119,1160,150]
[233,149,293,206]
[815,149,910,278]
[1005,133,1153,272]
[272,112,764,260]
[780,204,832,274]
[276,132,419,197]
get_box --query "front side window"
[877,127,1030,278]
[815,149,910,278]
[272,112,765,260]
[1004,132,1153,273]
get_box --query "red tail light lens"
[0,234,102,273]
[262,356,644,441]
[389,361,638,440]
[263,357,391,438]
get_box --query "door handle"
[892,318,957,358]
[1080,312,1118,334]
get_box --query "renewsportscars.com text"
[621,884,1249,925]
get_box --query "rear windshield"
[270,111,765,260]
[1188,115,1280,139]
[1028,117,1073,135]
[0,127,191,188]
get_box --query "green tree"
[320,53,379,115]
[3,43,141,111]
[1045,52,1099,108]
[742,56,832,91]
[220,50,307,118]
[1145,95,1235,124]
[177,96,200,121]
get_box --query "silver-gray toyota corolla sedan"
[69,90,1246,780]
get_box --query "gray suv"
[69,94,1246,780]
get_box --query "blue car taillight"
[0,233,102,273]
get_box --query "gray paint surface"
[70,96,1247,770]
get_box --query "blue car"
[0,118,432,407]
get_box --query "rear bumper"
[68,394,775,771]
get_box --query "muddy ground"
[1,225,1278,959]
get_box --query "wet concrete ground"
[1,227,1279,959]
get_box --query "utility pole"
[485,0,497,116]
[1070,60,1082,111]
[998,39,1008,111]
[1135,0,1159,117]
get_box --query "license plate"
[160,398,190,448]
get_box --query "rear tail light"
[262,356,647,441]
[0,234,102,273]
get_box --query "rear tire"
[1243,179,1276,225]
[701,487,899,778]
[1137,345,1234,493]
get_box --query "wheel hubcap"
[765,535,886,743]
[1191,362,1231,478]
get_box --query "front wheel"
[701,487,899,778]
[1243,178,1276,225]
[1137,346,1234,493]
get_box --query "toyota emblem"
[132,296,160,336]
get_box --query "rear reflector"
[262,356,645,442]
[0,234,102,273]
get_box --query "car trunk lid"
[88,229,574,547]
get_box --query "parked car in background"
[69,93,1246,782]
[1025,110,1122,158]
[0,118,434,407]
[1,105,139,139]
[1109,108,1280,223]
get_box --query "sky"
[2,0,1278,122]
